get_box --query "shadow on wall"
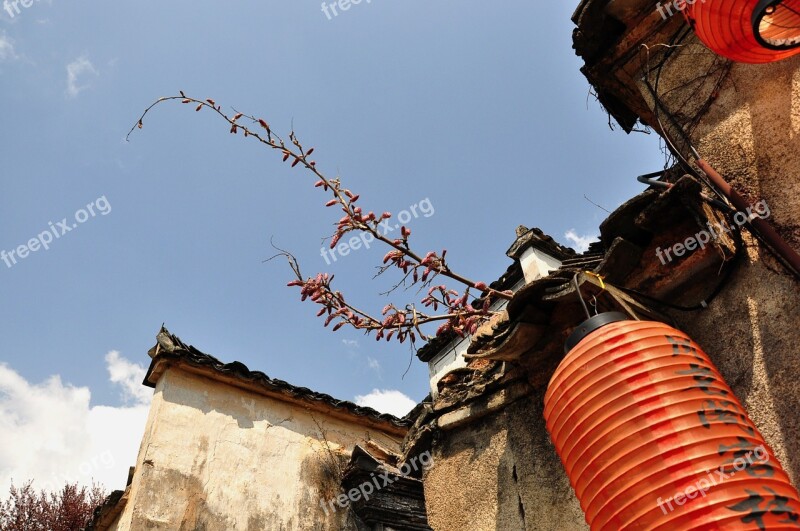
[670,260,800,485]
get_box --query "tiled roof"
[506,226,577,261]
[416,227,576,363]
[415,260,524,363]
[464,176,738,364]
[417,176,739,370]
[144,327,412,431]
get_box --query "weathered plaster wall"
[422,388,587,531]
[111,369,403,530]
[637,36,800,485]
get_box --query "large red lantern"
[544,313,800,530]
[685,0,800,63]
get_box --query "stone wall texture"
[422,388,587,531]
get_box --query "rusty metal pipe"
[695,157,800,278]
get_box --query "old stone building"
[88,330,429,530]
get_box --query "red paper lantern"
[544,314,800,530]
[686,0,800,63]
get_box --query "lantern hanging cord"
[578,273,647,321]
[584,271,606,292]
[585,271,606,316]
[573,274,592,320]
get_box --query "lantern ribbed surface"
[544,319,800,530]
[685,0,800,63]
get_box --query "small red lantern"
[544,314,800,530]
[686,0,800,63]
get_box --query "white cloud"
[0,352,151,496]
[366,357,381,372]
[355,389,416,418]
[0,33,16,62]
[66,55,98,98]
[342,339,359,348]
[565,229,599,253]
[106,350,150,405]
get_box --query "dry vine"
[129,94,512,347]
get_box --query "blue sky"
[0,0,665,490]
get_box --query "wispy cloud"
[0,353,150,495]
[565,229,599,253]
[66,55,98,98]
[0,32,16,62]
[105,350,151,405]
[355,389,416,417]
[367,357,380,371]
[342,339,359,348]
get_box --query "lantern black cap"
[564,312,629,354]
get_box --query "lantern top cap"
[564,312,629,354]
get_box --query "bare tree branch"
[130,94,511,345]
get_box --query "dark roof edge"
[417,227,574,363]
[415,259,524,363]
[144,328,411,432]
[506,227,577,261]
